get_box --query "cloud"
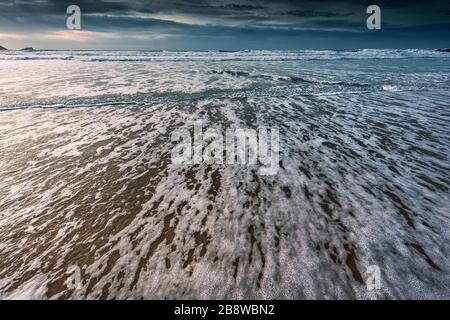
[46,30,121,41]
[0,0,448,49]
[218,4,265,10]
[141,14,211,25]
[0,30,120,42]
[283,10,352,18]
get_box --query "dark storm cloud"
[218,4,265,10]
[283,10,352,18]
[0,0,449,49]
[0,0,448,26]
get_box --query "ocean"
[0,49,449,299]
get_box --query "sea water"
[0,49,449,299]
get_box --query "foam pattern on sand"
[0,89,449,299]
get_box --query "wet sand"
[0,90,449,299]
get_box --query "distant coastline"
[0,46,36,51]
[0,45,449,53]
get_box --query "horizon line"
[1,46,448,52]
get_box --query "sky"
[0,0,449,50]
